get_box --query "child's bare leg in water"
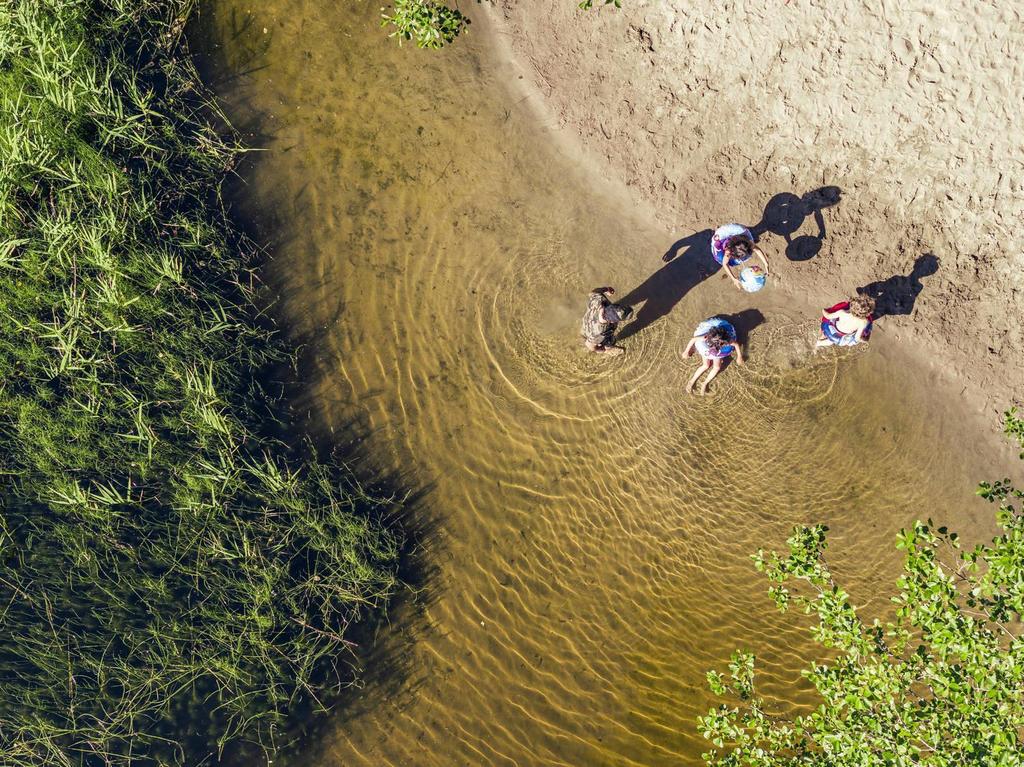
[698,358,724,394]
[686,358,712,393]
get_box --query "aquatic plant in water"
[380,0,622,49]
[381,0,468,49]
[1004,406,1024,459]
[701,412,1024,765]
[0,1,397,764]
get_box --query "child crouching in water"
[684,317,745,395]
[817,296,875,348]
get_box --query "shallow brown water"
[196,3,1001,764]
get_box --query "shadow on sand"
[616,229,717,343]
[750,185,843,262]
[720,308,766,347]
[857,254,940,319]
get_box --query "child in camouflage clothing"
[581,287,632,355]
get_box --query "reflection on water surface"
[195,2,995,764]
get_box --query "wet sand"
[193,1,1018,764]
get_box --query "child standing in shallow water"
[684,317,745,395]
[817,296,876,348]
[581,286,633,355]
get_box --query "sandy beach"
[487,0,1023,438]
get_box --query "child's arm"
[734,344,745,365]
[725,262,743,289]
[754,247,770,276]
[683,338,697,358]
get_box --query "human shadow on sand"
[750,186,843,262]
[857,254,940,319]
[616,229,716,343]
[720,308,766,347]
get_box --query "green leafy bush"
[1003,406,1024,458]
[381,0,468,49]
[0,1,397,764]
[702,427,1024,766]
[380,0,621,49]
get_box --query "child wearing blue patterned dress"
[683,317,745,394]
[711,223,770,291]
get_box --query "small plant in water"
[1004,406,1024,457]
[381,0,468,49]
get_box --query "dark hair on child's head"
[726,236,752,259]
[704,326,730,352]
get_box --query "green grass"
[0,1,398,764]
